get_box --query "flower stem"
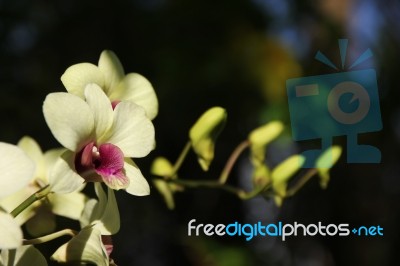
[169,178,270,200]
[218,140,250,184]
[172,141,192,175]
[286,168,318,197]
[23,229,78,245]
[11,185,51,218]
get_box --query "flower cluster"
[0,50,341,265]
[0,50,157,265]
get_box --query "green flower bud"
[248,121,284,164]
[271,154,304,206]
[189,107,227,171]
[316,146,342,189]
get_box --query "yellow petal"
[113,73,159,120]
[0,245,47,265]
[107,102,155,158]
[124,159,150,196]
[84,84,114,142]
[17,136,45,179]
[49,192,88,220]
[0,211,23,249]
[0,143,35,199]
[43,92,95,152]
[49,151,85,194]
[80,183,120,235]
[51,227,108,266]
[98,50,125,95]
[61,63,105,98]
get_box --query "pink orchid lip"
[101,235,114,257]
[111,100,121,110]
[75,142,129,189]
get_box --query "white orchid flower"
[0,136,88,236]
[43,84,154,196]
[0,142,35,249]
[61,50,158,120]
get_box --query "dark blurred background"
[1,0,400,265]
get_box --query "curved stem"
[218,140,250,184]
[172,141,192,175]
[168,178,270,200]
[11,185,51,218]
[23,229,78,245]
[286,168,318,197]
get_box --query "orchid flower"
[61,50,158,120]
[43,84,154,195]
[0,142,35,249]
[0,136,88,236]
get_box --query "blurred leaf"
[189,107,227,171]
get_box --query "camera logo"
[286,39,382,167]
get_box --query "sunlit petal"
[49,192,88,220]
[51,227,108,266]
[0,211,23,249]
[49,151,85,194]
[84,84,114,142]
[61,63,105,98]
[98,50,125,95]
[0,143,35,199]
[113,73,158,119]
[107,102,155,157]
[124,159,150,196]
[43,92,95,152]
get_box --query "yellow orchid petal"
[113,73,159,120]
[98,50,125,95]
[0,143,35,199]
[124,159,150,196]
[49,192,88,221]
[17,136,45,179]
[51,227,108,266]
[49,151,85,194]
[0,211,23,249]
[84,84,114,142]
[107,102,155,158]
[80,183,120,235]
[0,245,47,265]
[43,92,95,152]
[61,63,105,98]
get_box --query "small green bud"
[271,154,305,206]
[151,157,174,178]
[248,121,284,164]
[316,146,342,189]
[189,107,227,171]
